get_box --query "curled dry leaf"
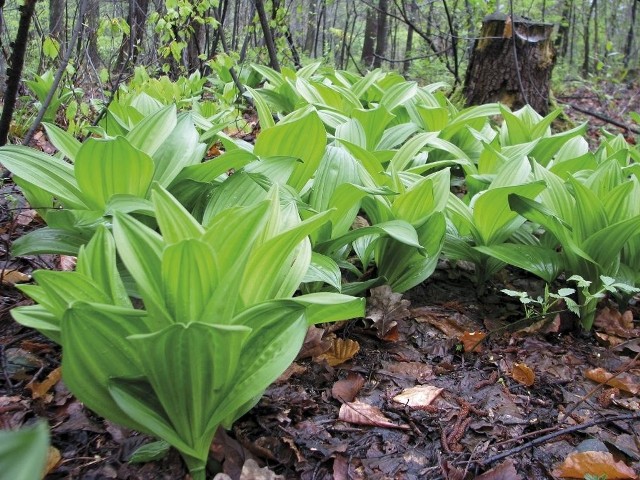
[44,446,62,476]
[0,269,31,286]
[315,338,360,367]
[58,255,77,271]
[511,363,535,387]
[476,458,522,480]
[14,208,38,226]
[595,307,635,338]
[27,367,62,400]
[459,330,486,353]
[366,285,411,338]
[552,451,637,479]
[392,385,443,409]
[297,326,331,359]
[332,372,365,403]
[585,368,639,395]
[338,400,409,429]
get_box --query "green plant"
[0,104,207,255]
[24,69,82,122]
[480,159,640,329]
[12,185,363,479]
[502,285,579,320]
[0,421,49,480]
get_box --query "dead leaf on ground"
[392,385,443,408]
[476,458,522,480]
[14,208,38,226]
[297,326,332,359]
[366,285,411,338]
[26,367,62,400]
[44,446,62,476]
[459,330,486,352]
[595,307,635,338]
[315,338,360,367]
[338,400,409,430]
[59,255,77,271]
[552,451,637,479]
[213,459,284,480]
[585,368,639,395]
[1,269,31,286]
[332,372,365,403]
[275,363,307,384]
[511,363,535,387]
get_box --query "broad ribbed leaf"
[335,119,367,147]
[309,146,363,213]
[582,216,640,272]
[376,123,421,150]
[380,81,418,111]
[291,292,365,324]
[473,181,546,245]
[152,186,204,243]
[475,244,562,283]
[392,168,450,224]
[244,86,275,130]
[75,137,154,209]
[77,226,131,307]
[11,305,61,342]
[241,210,333,305]
[126,104,178,157]
[129,322,250,456]
[352,106,395,150]
[377,212,446,292]
[172,149,258,185]
[28,270,111,319]
[152,114,206,186]
[316,220,422,255]
[0,421,49,480]
[567,177,608,242]
[12,227,90,256]
[254,106,326,191]
[62,302,149,433]
[162,240,218,323]
[113,212,170,326]
[43,122,81,161]
[389,132,438,172]
[211,301,307,429]
[0,146,85,208]
[303,252,343,291]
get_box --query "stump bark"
[463,12,556,115]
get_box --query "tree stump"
[463,12,556,115]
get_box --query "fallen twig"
[557,99,640,135]
[480,412,640,467]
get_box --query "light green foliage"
[24,69,82,123]
[13,186,364,480]
[0,105,207,255]
[0,421,49,480]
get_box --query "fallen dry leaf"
[275,363,307,384]
[14,208,38,226]
[552,451,637,479]
[585,368,639,395]
[392,385,443,408]
[595,307,635,338]
[366,285,411,338]
[315,338,360,367]
[476,458,522,480]
[27,367,62,400]
[332,372,365,403]
[44,446,62,476]
[459,330,486,352]
[1,269,31,286]
[511,363,535,387]
[338,400,409,429]
[297,326,331,359]
[58,255,77,271]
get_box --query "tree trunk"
[49,0,64,39]
[372,0,388,68]
[624,0,638,67]
[86,0,100,67]
[463,12,556,115]
[361,8,376,68]
[0,0,37,146]
[116,0,150,72]
[254,0,280,71]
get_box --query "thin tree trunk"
[86,0,100,67]
[361,7,376,68]
[0,0,37,146]
[116,0,150,72]
[582,0,595,77]
[49,0,64,38]
[254,0,281,71]
[624,0,638,67]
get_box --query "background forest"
[0,0,638,105]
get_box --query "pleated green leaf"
[162,240,218,323]
[75,137,154,209]
[61,302,149,433]
[302,252,343,292]
[475,244,563,283]
[126,104,178,157]
[43,122,81,161]
[0,421,49,480]
[152,185,204,244]
[11,305,61,342]
[0,146,85,208]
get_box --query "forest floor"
[1,78,639,480]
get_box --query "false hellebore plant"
[12,185,364,479]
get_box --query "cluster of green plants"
[2,63,640,477]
